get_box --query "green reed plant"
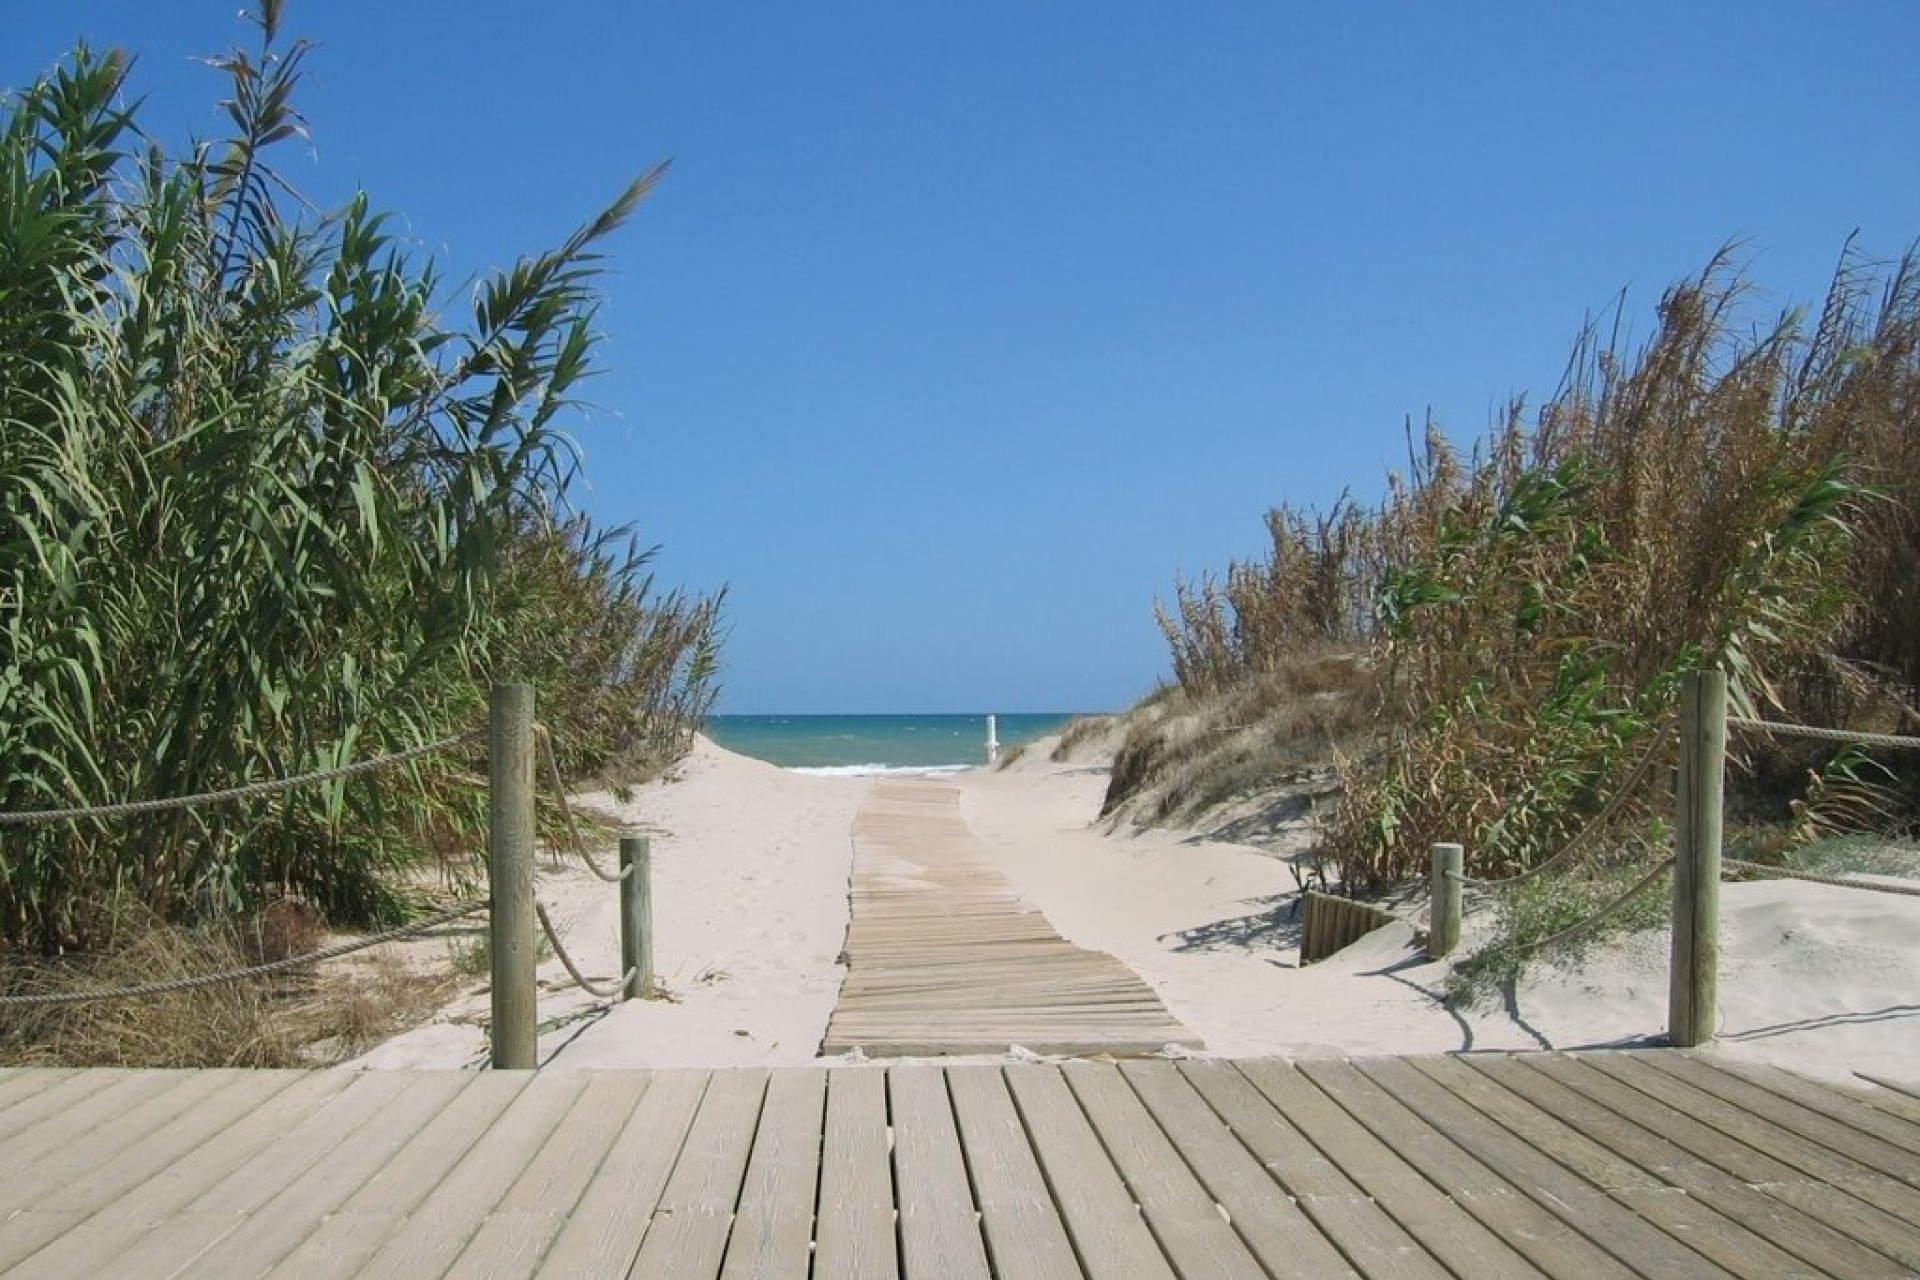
[0,3,721,952]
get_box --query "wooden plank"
[890,1067,991,1280]
[827,779,1198,1058]
[1699,1057,1920,1157]
[718,1067,826,1280]
[81,1069,421,1280]
[813,1068,899,1280]
[626,1067,769,1280]
[1854,1074,1920,1127]
[1418,1055,1827,1280]
[0,1068,120,1147]
[1582,1053,1920,1226]
[536,1070,712,1280]
[0,1069,299,1269]
[1346,1056,1739,1279]
[348,1072,591,1279]
[261,1071,531,1280]
[1228,1059,1525,1280]
[1178,1060,1443,1280]
[1061,1061,1268,1280]
[166,1070,472,1277]
[0,1068,189,1172]
[440,1072,651,1280]
[1512,1053,1920,1276]
[946,1067,1081,1280]
[1004,1064,1175,1280]
[1119,1061,1358,1280]
[7,1070,358,1280]
[0,1068,75,1116]
[1643,1051,1920,1180]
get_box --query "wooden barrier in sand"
[1671,668,1726,1048]
[1299,890,1398,963]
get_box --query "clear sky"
[7,3,1916,713]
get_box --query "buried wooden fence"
[1299,890,1400,963]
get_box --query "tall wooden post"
[489,682,538,1069]
[1669,668,1726,1048]
[620,833,654,1000]
[1430,842,1463,958]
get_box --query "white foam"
[786,763,975,778]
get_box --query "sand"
[353,735,1920,1087]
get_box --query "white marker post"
[986,714,1000,765]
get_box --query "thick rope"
[534,900,635,999]
[1726,717,1920,751]
[0,899,490,1007]
[1504,856,1675,957]
[0,729,486,826]
[1723,858,1920,898]
[532,724,626,884]
[1453,727,1672,891]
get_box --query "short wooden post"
[1430,842,1463,958]
[489,682,538,1069]
[620,833,654,1000]
[1669,668,1726,1048]
[986,714,1000,765]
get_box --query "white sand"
[355,736,1920,1087]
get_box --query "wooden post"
[986,714,1000,765]
[489,682,538,1069]
[620,833,654,1000]
[1669,668,1726,1048]
[1430,842,1463,958]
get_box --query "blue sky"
[7,3,1917,713]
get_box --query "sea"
[703,713,1077,775]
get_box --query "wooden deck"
[823,779,1199,1057]
[2,1051,1917,1278]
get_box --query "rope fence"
[1,686,658,1069]
[1428,673,1920,1051]
[534,901,637,1000]
[1726,716,1920,751]
[0,730,486,826]
[0,898,489,1008]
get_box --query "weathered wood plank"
[1119,1061,1359,1280]
[1346,1056,1738,1279]
[0,1069,298,1270]
[1178,1059,1442,1280]
[1698,1056,1920,1157]
[441,1071,652,1280]
[1005,1063,1175,1280]
[1228,1059,1524,1280]
[320,1073,589,1280]
[718,1067,826,1280]
[826,779,1197,1057]
[1061,1060,1266,1280]
[536,1069,710,1280]
[1514,1053,1920,1276]
[84,1069,420,1280]
[891,1066,992,1280]
[1641,1050,1920,1181]
[170,1069,471,1277]
[1418,1055,1825,1280]
[813,1068,900,1280]
[626,1066,768,1280]
[261,1071,532,1280]
[946,1066,1082,1280]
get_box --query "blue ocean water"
[704,713,1076,774]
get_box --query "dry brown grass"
[1150,242,1920,890]
[0,903,459,1068]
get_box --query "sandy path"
[354,735,1920,1086]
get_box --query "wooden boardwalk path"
[3,1051,1917,1278]
[823,778,1199,1057]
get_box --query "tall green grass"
[0,3,721,951]
[1146,243,1920,889]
